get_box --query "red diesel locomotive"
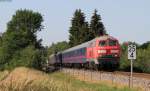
[49,35,121,70]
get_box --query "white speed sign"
[128,44,136,59]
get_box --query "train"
[48,35,121,71]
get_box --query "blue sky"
[0,0,150,46]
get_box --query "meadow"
[0,67,138,91]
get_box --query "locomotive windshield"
[109,40,117,46]
[99,41,107,46]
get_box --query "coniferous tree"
[69,9,88,47]
[90,9,106,37]
[80,22,93,42]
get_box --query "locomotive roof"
[62,35,117,53]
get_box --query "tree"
[90,9,106,37]
[0,9,44,70]
[138,41,150,49]
[6,9,43,49]
[79,22,93,42]
[48,41,69,55]
[119,41,150,73]
[119,42,130,71]
[69,9,88,47]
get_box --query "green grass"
[0,67,139,91]
[49,72,138,91]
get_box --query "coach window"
[70,51,72,57]
[81,48,83,55]
[99,40,107,46]
[79,49,81,55]
[73,51,75,56]
[82,48,84,55]
[72,51,74,57]
[77,49,79,56]
[78,49,80,55]
[82,48,85,55]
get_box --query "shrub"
[120,42,150,73]
[0,45,47,70]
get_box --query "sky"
[0,0,150,46]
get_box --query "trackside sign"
[128,44,136,60]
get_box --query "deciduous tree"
[48,41,69,55]
[0,9,45,70]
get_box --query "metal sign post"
[130,59,133,88]
[128,44,136,88]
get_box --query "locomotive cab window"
[99,40,107,46]
[109,40,117,46]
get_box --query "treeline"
[120,42,150,73]
[0,9,47,70]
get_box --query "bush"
[120,42,150,73]
[135,45,150,73]
[119,43,130,71]
[0,45,47,70]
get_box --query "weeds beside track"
[62,68,150,91]
[0,67,138,91]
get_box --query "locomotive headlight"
[114,54,118,57]
[111,50,119,53]
[98,50,106,53]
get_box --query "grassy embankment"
[0,67,138,91]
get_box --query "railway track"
[61,68,150,91]
[114,71,150,80]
